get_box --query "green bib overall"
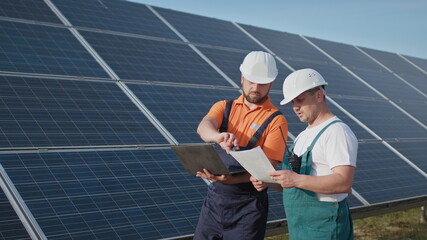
[282,120,354,240]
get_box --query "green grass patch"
[265,207,427,240]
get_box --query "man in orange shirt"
[193,51,288,240]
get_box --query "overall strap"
[219,100,233,133]
[246,110,283,149]
[307,120,342,151]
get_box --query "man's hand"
[250,176,268,191]
[216,132,239,152]
[269,170,298,188]
[197,116,239,152]
[196,168,229,183]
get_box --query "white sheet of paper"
[229,146,276,183]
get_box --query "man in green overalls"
[251,68,358,239]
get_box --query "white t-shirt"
[293,116,358,202]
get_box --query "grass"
[264,207,427,240]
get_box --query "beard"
[243,91,268,104]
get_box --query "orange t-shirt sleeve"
[205,100,226,127]
[262,116,288,162]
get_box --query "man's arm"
[197,116,238,151]
[197,169,251,184]
[269,165,355,194]
[196,116,245,183]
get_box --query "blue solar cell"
[361,47,426,78]
[0,0,61,24]
[307,37,384,72]
[51,0,180,40]
[326,99,377,141]
[388,140,427,173]
[80,30,230,86]
[307,37,427,103]
[0,20,109,78]
[400,74,427,96]
[349,68,426,103]
[0,76,168,148]
[154,7,262,51]
[0,149,207,239]
[347,194,364,208]
[353,142,427,204]
[126,83,239,143]
[0,191,31,240]
[404,55,427,73]
[332,97,427,139]
[386,99,427,126]
[240,24,332,65]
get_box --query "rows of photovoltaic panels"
[0,0,426,239]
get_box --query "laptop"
[172,144,246,175]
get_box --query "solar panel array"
[0,0,426,239]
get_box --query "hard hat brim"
[280,98,290,105]
[242,72,275,84]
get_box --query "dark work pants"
[193,183,268,240]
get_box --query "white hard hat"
[239,51,278,84]
[280,68,328,105]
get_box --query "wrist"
[294,173,304,188]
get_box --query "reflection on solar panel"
[80,30,228,85]
[1,149,207,240]
[0,0,425,239]
[0,21,109,78]
[0,0,61,24]
[404,55,427,73]
[0,75,168,147]
[153,6,263,50]
[0,191,30,240]
[126,83,239,143]
[52,0,180,40]
[354,142,427,204]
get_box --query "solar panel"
[240,24,329,64]
[0,0,61,24]
[0,75,168,148]
[307,37,426,101]
[0,20,109,78]
[388,140,427,173]
[305,37,383,72]
[125,82,239,143]
[0,192,30,240]
[80,30,229,85]
[51,0,180,40]
[398,74,427,94]
[353,142,427,204]
[360,47,426,78]
[0,149,207,240]
[403,55,427,73]
[332,97,426,139]
[153,7,263,51]
[0,0,426,239]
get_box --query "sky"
[128,0,427,60]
